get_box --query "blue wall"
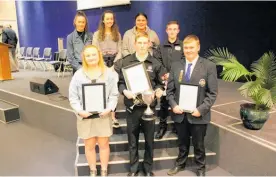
[16,1,276,68]
[16,1,77,54]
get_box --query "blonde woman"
[93,10,121,128]
[69,45,119,176]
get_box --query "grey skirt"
[76,114,113,139]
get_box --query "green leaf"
[205,47,252,81]
[251,51,276,88]
[270,85,276,104]
[238,80,262,97]
[206,48,276,108]
[255,88,274,109]
[205,47,234,64]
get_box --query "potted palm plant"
[205,48,276,130]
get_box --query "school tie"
[185,63,192,82]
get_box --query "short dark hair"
[135,13,148,20]
[166,21,179,28]
[0,25,3,28]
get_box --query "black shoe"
[167,166,185,176]
[127,172,138,176]
[155,127,167,139]
[172,124,177,134]
[144,172,154,176]
[196,170,205,176]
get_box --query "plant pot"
[240,103,269,130]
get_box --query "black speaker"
[30,77,59,95]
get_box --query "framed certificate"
[82,83,106,114]
[122,62,152,95]
[178,83,199,113]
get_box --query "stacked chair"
[17,46,73,77]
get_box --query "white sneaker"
[112,118,120,128]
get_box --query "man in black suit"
[166,35,218,176]
[115,32,165,176]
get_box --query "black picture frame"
[122,62,152,95]
[82,83,106,117]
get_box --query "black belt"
[103,55,116,68]
[86,113,100,119]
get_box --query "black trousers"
[126,106,155,173]
[159,96,170,127]
[73,68,77,75]
[174,115,207,171]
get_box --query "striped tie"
[185,63,192,82]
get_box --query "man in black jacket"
[115,32,166,176]
[153,21,183,139]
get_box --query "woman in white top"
[93,10,121,128]
[69,44,119,176]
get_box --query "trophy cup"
[127,94,142,113]
[142,90,156,121]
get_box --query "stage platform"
[0,70,276,176]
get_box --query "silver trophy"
[142,90,156,121]
[127,94,142,113]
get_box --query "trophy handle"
[129,95,137,110]
[129,104,135,110]
[129,94,142,110]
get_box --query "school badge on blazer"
[178,70,184,83]
[175,46,181,51]
[199,79,206,87]
[147,65,153,72]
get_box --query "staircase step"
[113,116,174,134]
[75,147,216,175]
[77,131,179,154]
[0,100,20,124]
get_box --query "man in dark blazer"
[115,32,165,177]
[166,35,218,176]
